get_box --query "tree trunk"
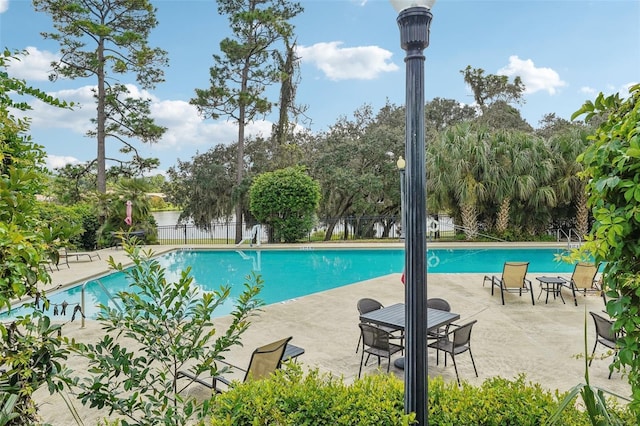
[461,202,478,240]
[495,197,511,234]
[97,39,107,193]
[575,186,589,237]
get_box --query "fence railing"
[155,214,456,245]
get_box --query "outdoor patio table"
[359,303,460,370]
[536,276,566,304]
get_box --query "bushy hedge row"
[208,365,633,425]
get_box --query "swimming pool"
[4,247,576,320]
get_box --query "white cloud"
[149,99,272,152]
[498,55,566,95]
[6,47,59,81]
[0,0,8,13]
[46,155,80,170]
[579,86,596,95]
[297,41,398,81]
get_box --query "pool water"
[4,247,576,320]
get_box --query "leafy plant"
[571,83,640,420]
[209,364,415,425]
[249,166,321,243]
[0,311,71,425]
[64,243,263,425]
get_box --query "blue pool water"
[4,247,576,320]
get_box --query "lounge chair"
[484,262,534,305]
[559,262,601,306]
[358,323,404,378]
[589,311,619,379]
[60,247,100,265]
[428,320,478,386]
[177,336,293,393]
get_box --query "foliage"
[33,0,168,192]
[191,0,303,243]
[208,364,630,425]
[249,167,320,243]
[165,144,236,228]
[64,243,264,425]
[304,103,404,240]
[96,178,158,247]
[209,364,415,425]
[429,374,632,425]
[460,65,526,112]
[0,311,71,425]
[0,47,77,425]
[571,83,640,419]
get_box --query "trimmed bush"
[209,367,633,425]
[210,364,414,425]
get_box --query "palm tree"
[490,130,555,236]
[547,126,592,237]
[429,124,490,240]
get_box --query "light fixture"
[390,0,436,13]
[396,155,406,170]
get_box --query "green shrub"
[209,369,633,426]
[209,364,415,425]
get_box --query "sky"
[1,0,639,175]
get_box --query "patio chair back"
[502,262,529,288]
[245,336,292,381]
[452,320,476,348]
[572,263,599,290]
[588,311,618,379]
[427,298,451,312]
[357,298,383,315]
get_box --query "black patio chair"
[358,322,404,378]
[356,298,403,353]
[428,319,478,386]
[589,311,619,379]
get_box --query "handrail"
[556,228,582,248]
[80,278,123,328]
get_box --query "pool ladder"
[80,279,123,328]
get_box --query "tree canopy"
[33,0,168,192]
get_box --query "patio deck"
[31,243,631,425]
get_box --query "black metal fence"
[155,214,456,245]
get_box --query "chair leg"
[571,284,578,306]
[356,335,362,353]
[589,342,598,366]
[500,287,505,305]
[528,282,535,305]
[469,349,478,378]
[358,349,366,378]
[451,354,460,386]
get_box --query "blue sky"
[1,0,639,175]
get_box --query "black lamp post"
[397,155,406,240]
[390,0,434,424]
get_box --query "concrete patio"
[31,244,632,425]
